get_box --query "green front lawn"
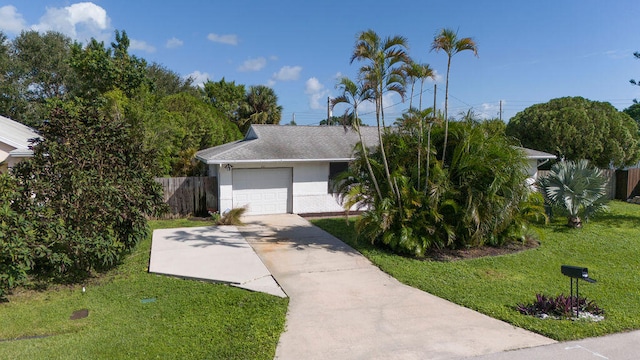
[312,201,640,341]
[0,219,288,359]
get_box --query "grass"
[312,201,640,341]
[0,218,288,359]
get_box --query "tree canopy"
[506,96,640,168]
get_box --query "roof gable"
[0,115,39,150]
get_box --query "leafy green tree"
[623,102,640,131]
[431,28,478,164]
[4,31,74,127]
[203,78,246,123]
[238,85,282,133]
[11,99,167,280]
[506,96,640,168]
[0,31,26,123]
[537,159,608,228]
[0,173,35,298]
[350,29,410,203]
[160,92,242,175]
[146,62,196,97]
[68,30,149,100]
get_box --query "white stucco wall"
[212,161,348,215]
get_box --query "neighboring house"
[196,124,556,216]
[0,115,39,173]
[521,147,556,187]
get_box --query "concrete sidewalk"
[469,330,640,360]
[239,214,555,360]
[149,226,286,297]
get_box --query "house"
[521,147,556,187]
[0,115,39,173]
[196,125,556,216]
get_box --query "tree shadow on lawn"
[592,212,640,229]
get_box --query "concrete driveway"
[239,214,555,360]
[149,225,286,297]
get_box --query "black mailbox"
[561,265,596,283]
[561,264,597,318]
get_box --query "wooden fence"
[615,168,640,200]
[154,177,217,218]
[537,168,640,201]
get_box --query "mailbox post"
[561,265,596,318]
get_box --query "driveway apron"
[239,214,554,360]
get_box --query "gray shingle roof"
[196,125,381,164]
[0,115,39,151]
[195,124,556,164]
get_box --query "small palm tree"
[239,85,283,133]
[536,159,609,228]
[331,76,382,200]
[351,29,410,203]
[431,28,478,164]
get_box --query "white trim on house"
[198,125,557,216]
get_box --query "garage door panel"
[232,168,291,215]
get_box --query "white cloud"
[130,39,156,53]
[428,69,444,83]
[238,57,266,72]
[305,77,329,110]
[0,5,27,34]
[166,37,183,49]
[273,65,302,81]
[185,70,210,88]
[32,2,111,42]
[207,33,238,45]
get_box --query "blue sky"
[1,1,639,126]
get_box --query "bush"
[517,293,604,319]
[0,174,34,298]
[338,121,530,256]
[11,99,167,281]
[216,208,246,226]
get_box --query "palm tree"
[331,77,382,200]
[239,85,283,133]
[431,28,478,164]
[536,159,608,228]
[351,29,410,202]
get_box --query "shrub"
[517,293,604,319]
[337,121,530,256]
[0,174,34,298]
[216,208,246,226]
[11,99,167,281]
[537,159,608,228]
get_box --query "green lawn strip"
[0,219,288,359]
[312,201,640,341]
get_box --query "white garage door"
[232,168,292,215]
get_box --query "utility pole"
[499,100,503,121]
[433,84,437,118]
[327,96,331,126]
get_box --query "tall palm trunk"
[442,56,451,165]
[354,108,382,201]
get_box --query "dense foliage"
[506,96,640,168]
[0,29,280,175]
[0,173,34,298]
[7,99,167,285]
[337,121,533,255]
